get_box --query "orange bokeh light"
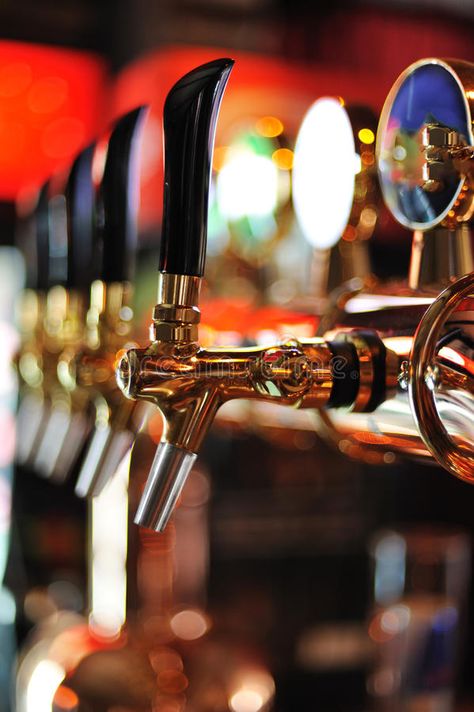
[272,148,294,170]
[53,685,79,710]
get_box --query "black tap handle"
[65,143,95,293]
[15,196,41,290]
[98,105,148,283]
[159,58,234,277]
[35,182,51,291]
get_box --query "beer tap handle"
[130,59,234,532]
[35,182,51,292]
[159,58,234,277]
[98,106,148,284]
[65,144,95,293]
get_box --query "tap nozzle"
[134,443,197,531]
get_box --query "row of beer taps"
[9,50,474,712]
[14,56,474,542]
[15,106,148,498]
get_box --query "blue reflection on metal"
[380,62,469,227]
[389,64,467,134]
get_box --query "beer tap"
[33,146,96,481]
[15,183,51,467]
[70,106,148,497]
[116,58,397,532]
[16,172,86,478]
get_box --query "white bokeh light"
[217,150,278,220]
[293,97,357,249]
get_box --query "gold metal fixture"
[117,57,474,531]
[31,285,89,480]
[117,271,396,531]
[15,289,47,466]
[151,273,202,343]
[70,279,142,497]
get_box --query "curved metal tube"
[409,272,474,481]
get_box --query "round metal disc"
[377,59,471,231]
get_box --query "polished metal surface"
[409,225,474,290]
[314,278,473,467]
[151,273,202,342]
[134,442,197,531]
[70,280,137,497]
[118,315,391,528]
[30,287,88,480]
[377,58,474,231]
[409,272,474,481]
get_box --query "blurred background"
[1,1,474,711]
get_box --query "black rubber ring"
[326,340,360,408]
[356,330,386,412]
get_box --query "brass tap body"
[117,273,393,531]
[64,280,140,497]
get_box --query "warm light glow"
[342,224,357,242]
[256,116,283,138]
[27,76,68,114]
[360,206,377,228]
[272,147,293,170]
[381,605,410,634]
[293,97,356,249]
[148,411,164,444]
[26,660,65,712]
[213,145,228,171]
[392,145,407,161]
[90,452,129,638]
[149,646,184,673]
[229,671,275,712]
[41,117,85,159]
[358,127,375,144]
[217,150,278,219]
[368,604,411,644]
[53,685,79,711]
[361,150,374,166]
[354,152,362,174]
[156,669,189,694]
[92,137,108,186]
[383,336,413,355]
[439,346,467,368]
[170,608,209,641]
[230,689,265,712]
[0,62,32,97]
[345,294,432,313]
